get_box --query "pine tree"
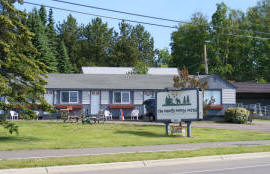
[57,41,73,73]
[58,14,80,72]
[0,0,52,133]
[47,8,58,65]
[26,8,58,72]
[39,5,47,26]
[35,19,58,72]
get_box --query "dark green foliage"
[171,12,209,75]
[0,119,18,134]
[26,7,58,72]
[0,0,53,133]
[225,108,250,124]
[79,18,114,67]
[156,48,172,67]
[57,41,73,73]
[171,1,270,82]
[57,14,81,72]
[39,5,47,26]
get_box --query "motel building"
[39,67,236,120]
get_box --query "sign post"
[156,88,203,137]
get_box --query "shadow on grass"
[115,130,166,137]
[0,136,42,143]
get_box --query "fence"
[236,103,270,120]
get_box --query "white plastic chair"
[10,111,19,120]
[131,109,139,120]
[104,110,113,120]
[34,111,40,120]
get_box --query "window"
[61,91,78,104]
[204,90,221,105]
[113,91,130,104]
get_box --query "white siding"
[82,91,90,104]
[44,90,53,105]
[222,89,236,104]
[101,91,109,104]
[134,91,143,104]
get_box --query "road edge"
[1,152,270,174]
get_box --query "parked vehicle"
[143,99,156,121]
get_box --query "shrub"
[225,107,250,124]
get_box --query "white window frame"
[60,91,79,104]
[204,90,221,105]
[113,91,130,104]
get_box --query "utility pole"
[204,44,208,75]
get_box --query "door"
[91,91,100,115]
[144,91,155,114]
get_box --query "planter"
[108,105,135,109]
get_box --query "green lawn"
[1,145,270,169]
[0,121,270,151]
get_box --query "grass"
[254,119,270,122]
[1,145,270,169]
[0,121,270,151]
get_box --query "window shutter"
[82,91,90,104]
[134,91,143,104]
[101,91,109,104]
[222,89,236,104]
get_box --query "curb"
[1,152,270,174]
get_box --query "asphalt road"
[72,156,270,174]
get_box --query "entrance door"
[144,91,155,114]
[91,91,100,115]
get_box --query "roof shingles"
[233,82,270,93]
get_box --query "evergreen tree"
[47,8,58,64]
[39,5,47,26]
[0,0,52,133]
[58,14,81,72]
[80,18,114,66]
[57,41,73,73]
[111,21,140,67]
[26,7,58,72]
[131,24,155,66]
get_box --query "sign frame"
[156,88,203,123]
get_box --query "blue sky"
[18,0,259,50]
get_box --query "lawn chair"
[131,109,139,120]
[104,110,113,120]
[10,111,19,120]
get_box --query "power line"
[23,1,178,29]
[23,1,270,40]
[227,33,270,40]
[51,0,188,24]
[50,0,270,36]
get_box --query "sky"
[17,0,259,50]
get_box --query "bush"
[225,107,250,124]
